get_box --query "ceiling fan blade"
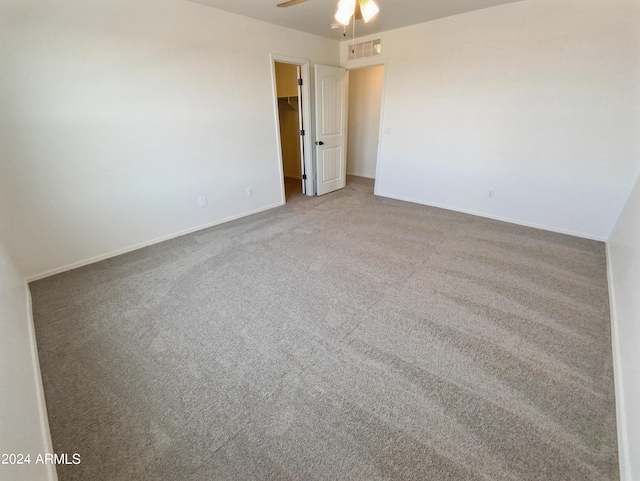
[354,2,362,20]
[277,0,311,7]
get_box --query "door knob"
[315,141,324,146]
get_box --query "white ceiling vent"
[348,39,381,61]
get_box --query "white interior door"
[315,65,348,196]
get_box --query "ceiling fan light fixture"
[335,0,356,26]
[359,0,379,23]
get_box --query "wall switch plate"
[199,196,208,207]
[247,187,253,197]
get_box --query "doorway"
[271,58,384,200]
[273,59,311,201]
[347,65,385,182]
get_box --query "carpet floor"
[31,176,619,480]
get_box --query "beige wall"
[277,99,302,179]
[275,62,299,98]
[275,63,302,179]
[347,65,384,179]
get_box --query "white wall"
[0,65,55,479]
[368,0,640,240]
[0,237,55,481]
[608,172,640,481]
[347,65,384,178]
[0,0,339,279]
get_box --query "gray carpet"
[31,176,619,480]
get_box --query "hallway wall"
[347,65,384,179]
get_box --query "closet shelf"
[278,96,299,110]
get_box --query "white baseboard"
[373,191,607,242]
[346,171,375,179]
[25,283,58,481]
[27,202,284,282]
[605,243,631,481]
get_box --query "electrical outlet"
[247,187,253,197]
[199,196,208,207]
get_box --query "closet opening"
[274,61,307,201]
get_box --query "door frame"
[270,54,315,199]
[345,59,388,193]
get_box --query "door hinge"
[298,78,303,86]
[302,174,307,180]
[300,129,305,136]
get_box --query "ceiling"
[186,0,525,40]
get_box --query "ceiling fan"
[277,0,380,26]
[277,0,311,7]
